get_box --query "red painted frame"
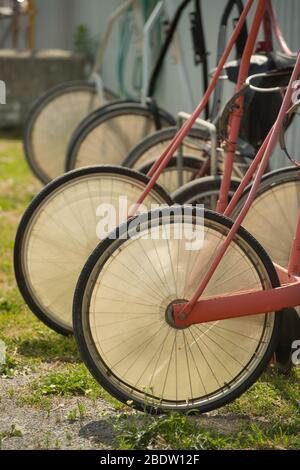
[173,53,300,327]
[132,0,300,327]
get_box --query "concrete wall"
[0,50,87,127]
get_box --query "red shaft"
[216,0,268,213]
[173,281,300,326]
[182,52,300,315]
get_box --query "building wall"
[34,0,75,50]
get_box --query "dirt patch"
[0,374,117,450]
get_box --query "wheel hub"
[165,299,189,330]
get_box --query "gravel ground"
[0,371,260,450]
[0,374,117,450]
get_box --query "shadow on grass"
[17,335,80,363]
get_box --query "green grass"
[18,362,123,410]
[0,133,299,450]
[67,403,86,422]
[113,367,300,450]
[114,413,300,450]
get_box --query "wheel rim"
[153,167,199,194]
[176,187,237,208]
[73,113,171,170]
[29,90,104,181]
[19,171,170,331]
[130,137,248,181]
[140,158,204,194]
[80,211,276,410]
[187,189,219,208]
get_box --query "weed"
[67,408,78,422]
[0,424,23,449]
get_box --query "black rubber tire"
[232,166,300,208]
[139,156,204,175]
[73,206,280,414]
[138,156,205,194]
[23,80,118,184]
[65,103,176,171]
[122,126,209,169]
[65,98,139,142]
[14,165,173,336]
[172,175,241,207]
